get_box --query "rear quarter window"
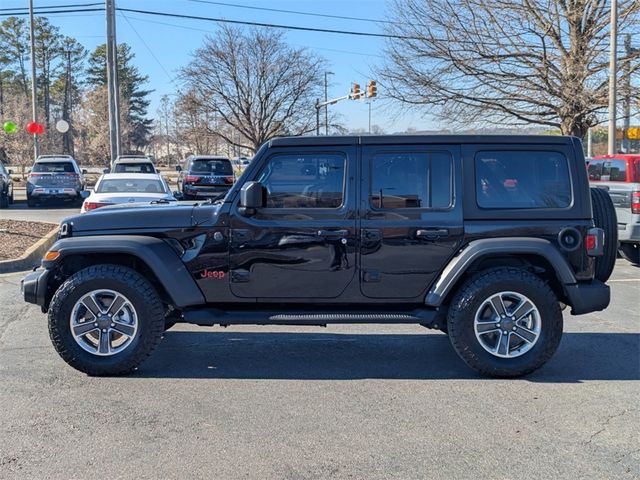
[475,151,571,209]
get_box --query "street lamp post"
[324,71,333,135]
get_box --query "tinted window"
[605,160,627,181]
[257,153,345,208]
[0,163,7,175]
[97,179,166,194]
[32,162,75,173]
[114,163,156,173]
[190,158,233,175]
[476,151,571,209]
[588,160,604,180]
[370,152,452,209]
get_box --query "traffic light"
[367,80,377,98]
[351,83,360,99]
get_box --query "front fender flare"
[425,237,576,307]
[43,235,205,308]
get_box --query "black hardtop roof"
[269,134,576,147]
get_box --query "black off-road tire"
[27,196,36,208]
[48,264,165,376]
[447,268,563,378]
[0,190,8,208]
[590,187,618,282]
[8,189,13,205]
[619,243,640,265]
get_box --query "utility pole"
[621,34,638,153]
[28,0,39,159]
[324,71,333,135]
[106,0,121,163]
[587,128,593,158]
[62,49,72,155]
[315,99,320,136]
[607,0,618,155]
[368,102,372,134]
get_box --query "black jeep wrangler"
[22,135,616,377]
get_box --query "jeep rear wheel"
[447,268,563,378]
[48,264,165,376]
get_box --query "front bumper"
[565,280,610,315]
[21,268,50,309]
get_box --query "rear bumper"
[565,280,610,315]
[21,268,49,308]
[29,188,79,199]
[618,222,640,243]
[183,185,231,198]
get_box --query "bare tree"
[379,0,640,138]
[180,26,324,152]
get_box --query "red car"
[588,154,640,264]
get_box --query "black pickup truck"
[22,135,616,377]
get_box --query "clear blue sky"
[5,0,434,133]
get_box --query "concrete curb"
[0,225,58,274]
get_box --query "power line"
[0,3,102,12]
[184,0,396,25]
[0,7,104,17]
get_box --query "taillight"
[632,191,640,214]
[585,234,596,251]
[83,201,112,211]
[185,175,201,184]
[224,176,235,184]
[585,227,604,257]
[28,173,42,178]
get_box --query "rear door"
[31,161,79,189]
[360,144,463,299]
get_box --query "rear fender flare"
[425,237,577,306]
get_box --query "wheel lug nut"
[110,323,115,327]
[512,326,516,331]
[93,322,98,327]
[496,323,501,327]
[102,329,107,333]
[503,330,508,335]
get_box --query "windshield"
[191,159,233,175]
[114,163,156,173]
[32,162,75,173]
[97,178,166,194]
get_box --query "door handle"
[317,229,349,239]
[416,228,449,239]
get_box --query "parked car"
[109,155,157,174]
[0,161,14,208]
[81,173,176,212]
[588,154,640,264]
[23,135,615,378]
[27,155,86,207]
[176,155,235,200]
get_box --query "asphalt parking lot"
[0,249,638,478]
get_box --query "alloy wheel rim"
[69,289,138,356]
[473,291,541,358]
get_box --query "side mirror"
[8,169,13,174]
[239,181,265,215]
[173,191,183,200]
[82,169,88,174]
[80,190,90,199]
[175,165,182,172]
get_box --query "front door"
[360,145,464,299]
[230,146,357,299]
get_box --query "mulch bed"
[0,220,57,261]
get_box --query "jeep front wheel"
[447,268,563,378]
[48,264,165,376]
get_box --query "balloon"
[55,119,69,133]
[35,123,45,135]
[26,122,38,134]
[3,121,16,134]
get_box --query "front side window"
[370,152,452,209]
[476,151,571,209]
[257,153,345,208]
[605,160,627,182]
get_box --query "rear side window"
[588,160,604,180]
[605,160,627,182]
[32,162,75,173]
[370,152,452,209]
[190,158,233,175]
[475,151,571,209]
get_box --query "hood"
[63,201,221,234]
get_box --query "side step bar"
[181,308,444,328]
